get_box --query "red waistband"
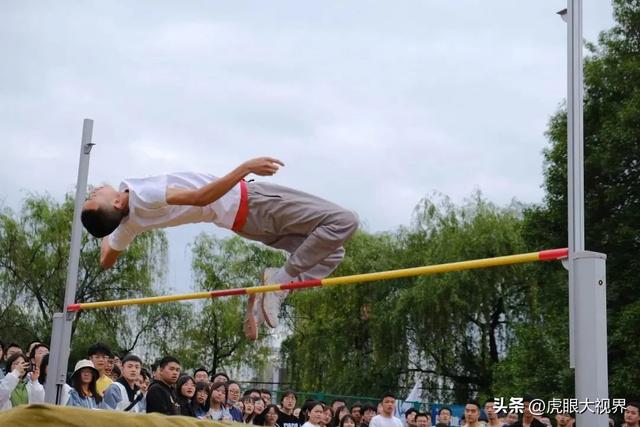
[232,180,249,232]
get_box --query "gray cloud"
[0,0,615,291]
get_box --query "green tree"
[523,0,640,398]
[281,229,405,396]
[280,193,555,401]
[0,193,168,359]
[172,234,280,374]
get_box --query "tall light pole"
[559,3,608,426]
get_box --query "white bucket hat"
[72,359,99,377]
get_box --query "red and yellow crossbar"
[66,248,568,312]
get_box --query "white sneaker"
[261,268,288,328]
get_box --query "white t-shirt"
[108,172,242,251]
[370,414,403,427]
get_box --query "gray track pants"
[235,181,359,281]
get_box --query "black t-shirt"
[146,380,180,416]
[278,411,302,427]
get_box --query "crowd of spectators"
[0,340,638,427]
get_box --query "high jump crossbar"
[66,248,568,312]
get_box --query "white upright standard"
[45,119,94,404]
[565,1,608,425]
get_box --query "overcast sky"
[1,1,615,292]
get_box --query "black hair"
[280,390,298,403]
[5,352,29,378]
[194,366,209,376]
[466,400,481,410]
[415,412,430,421]
[140,368,151,380]
[339,414,357,427]
[332,405,349,426]
[87,342,112,358]
[261,388,272,396]
[332,398,346,405]
[38,354,49,385]
[227,380,241,398]
[194,381,210,412]
[253,396,268,426]
[627,401,640,411]
[211,371,229,382]
[158,355,180,368]
[483,398,496,407]
[300,400,324,423]
[176,375,196,399]
[121,354,143,365]
[381,393,396,400]
[7,343,22,352]
[264,403,281,424]
[29,343,48,359]
[438,407,452,415]
[522,395,535,403]
[110,364,121,379]
[81,205,124,238]
[71,364,102,404]
[243,395,257,423]
[362,404,377,413]
[208,381,229,407]
[405,408,418,417]
[151,358,161,372]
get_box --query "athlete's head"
[81,184,127,237]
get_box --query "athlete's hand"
[243,157,284,176]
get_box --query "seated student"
[360,404,378,427]
[0,352,44,411]
[193,382,210,419]
[145,356,181,415]
[404,409,418,427]
[204,381,232,421]
[333,405,350,427]
[66,360,102,409]
[302,401,325,427]
[437,407,452,426]
[226,381,243,422]
[193,367,209,385]
[340,414,358,427]
[175,375,197,417]
[87,343,113,397]
[253,397,267,425]
[414,413,431,427]
[263,403,281,427]
[243,395,257,424]
[101,354,145,412]
[351,403,363,426]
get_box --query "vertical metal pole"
[567,0,585,369]
[45,119,94,404]
[574,251,608,427]
[565,2,609,425]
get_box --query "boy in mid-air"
[81,157,358,340]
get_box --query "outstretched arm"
[166,157,284,206]
[100,237,122,269]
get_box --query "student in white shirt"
[81,157,358,341]
[369,394,403,427]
